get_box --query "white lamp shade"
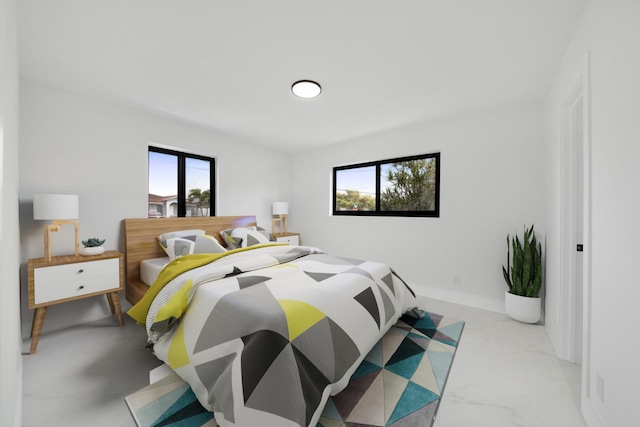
[272,202,289,215]
[33,194,79,220]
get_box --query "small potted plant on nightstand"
[502,225,542,323]
[80,238,105,256]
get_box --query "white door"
[560,74,590,366]
[571,96,584,365]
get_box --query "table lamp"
[33,194,80,262]
[272,201,288,235]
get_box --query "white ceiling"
[18,0,586,153]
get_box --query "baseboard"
[544,312,563,358]
[410,283,505,313]
[581,395,604,427]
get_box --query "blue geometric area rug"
[125,311,464,427]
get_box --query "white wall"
[545,1,640,426]
[0,0,22,425]
[291,101,546,312]
[18,80,292,335]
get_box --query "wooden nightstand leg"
[30,307,47,355]
[106,292,115,314]
[108,292,125,326]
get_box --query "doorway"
[566,91,584,364]
[559,58,592,391]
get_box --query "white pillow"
[158,230,226,260]
[220,226,271,249]
[158,229,205,242]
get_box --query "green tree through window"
[188,188,212,217]
[336,189,376,211]
[381,158,437,211]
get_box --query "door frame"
[559,52,592,386]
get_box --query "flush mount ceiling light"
[291,80,322,98]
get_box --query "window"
[333,153,440,217]
[148,146,215,218]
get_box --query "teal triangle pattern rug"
[125,311,464,427]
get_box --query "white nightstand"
[273,232,300,246]
[27,250,124,354]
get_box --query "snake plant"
[82,238,105,248]
[502,225,542,298]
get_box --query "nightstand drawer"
[33,258,120,304]
[275,234,299,245]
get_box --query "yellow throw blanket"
[127,244,283,324]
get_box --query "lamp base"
[272,214,288,235]
[44,219,80,262]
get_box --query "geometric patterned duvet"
[129,244,421,427]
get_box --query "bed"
[123,216,422,427]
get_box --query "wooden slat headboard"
[123,216,257,305]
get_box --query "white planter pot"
[80,246,105,256]
[505,291,541,324]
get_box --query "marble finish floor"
[422,298,586,427]
[22,297,587,427]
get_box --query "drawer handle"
[78,285,85,290]
[78,269,84,274]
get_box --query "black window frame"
[148,146,216,217]
[333,152,440,217]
